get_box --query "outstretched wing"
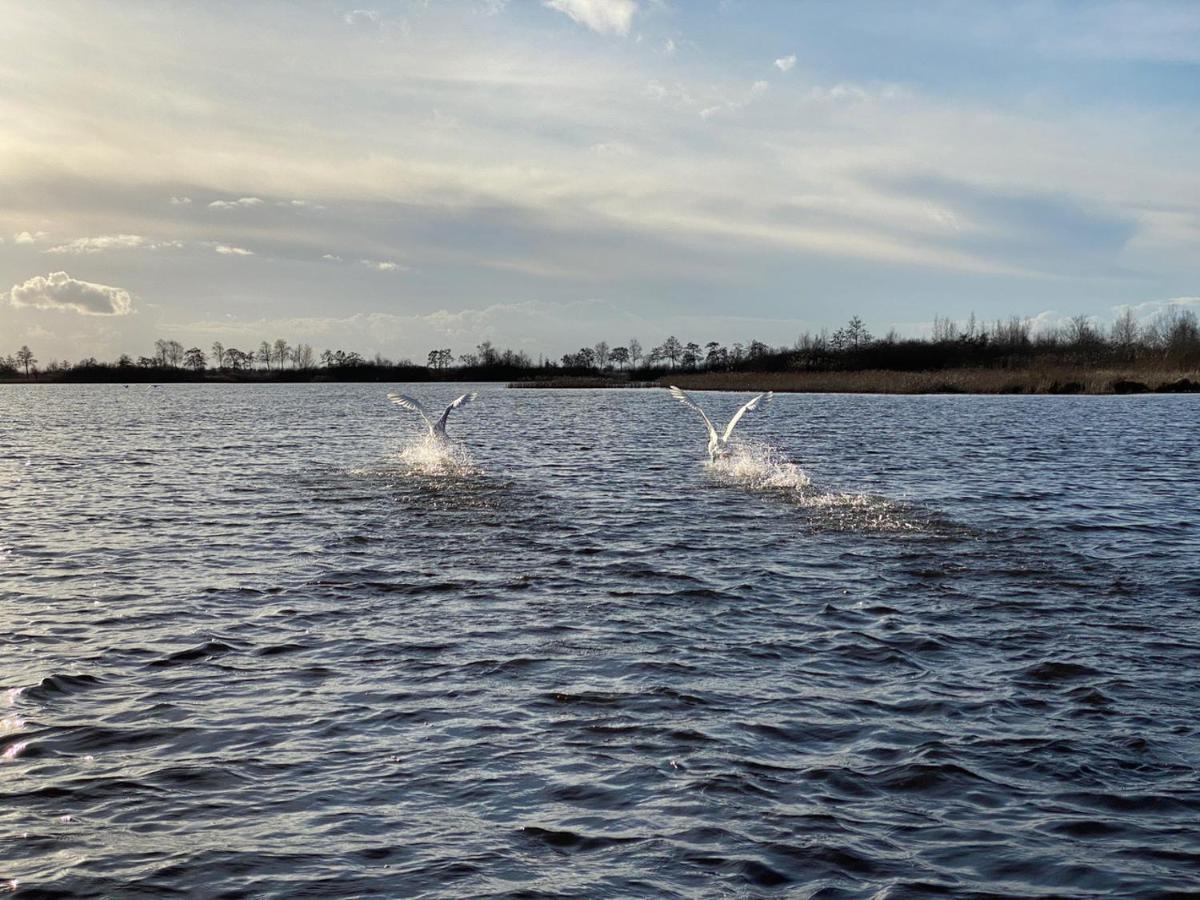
[435,392,478,433]
[669,385,718,446]
[387,392,435,430]
[721,391,773,442]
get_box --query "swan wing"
[435,392,478,433]
[387,392,435,429]
[669,385,718,445]
[721,391,773,442]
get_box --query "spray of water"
[709,441,811,490]
[707,441,926,533]
[395,434,480,478]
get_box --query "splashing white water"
[707,441,926,533]
[395,434,480,477]
[708,441,811,490]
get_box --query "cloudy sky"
[2,0,1198,363]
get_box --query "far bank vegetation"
[4,308,1200,394]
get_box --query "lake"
[2,384,1198,896]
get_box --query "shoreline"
[510,368,1200,394]
[4,367,1199,394]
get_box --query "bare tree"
[476,341,498,366]
[273,338,291,369]
[211,341,226,369]
[294,343,316,370]
[932,316,957,343]
[184,347,207,371]
[628,338,643,368]
[258,341,273,370]
[844,317,872,350]
[593,341,609,369]
[662,335,683,367]
[16,345,35,377]
[1110,308,1139,359]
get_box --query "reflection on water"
[1,384,1199,896]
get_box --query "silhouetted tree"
[258,341,273,370]
[662,335,683,368]
[294,343,316,369]
[16,345,35,377]
[211,341,226,369]
[609,346,629,369]
[628,338,643,368]
[844,317,872,350]
[273,338,291,369]
[184,347,207,371]
[594,341,609,369]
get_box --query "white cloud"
[12,231,48,245]
[214,244,254,256]
[590,140,635,157]
[208,197,264,210]
[321,253,344,262]
[170,195,192,205]
[774,54,796,72]
[700,80,769,119]
[807,82,907,103]
[1115,295,1200,321]
[8,271,134,316]
[45,234,184,254]
[663,38,676,55]
[360,258,404,271]
[544,0,637,35]
[343,9,381,27]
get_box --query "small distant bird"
[669,385,773,463]
[387,391,478,441]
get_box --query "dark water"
[2,384,1199,897]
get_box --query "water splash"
[709,441,811,490]
[708,441,929,533]
[396,435,480,477]
[352,435,481,479]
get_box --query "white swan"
[669,385,773,463]
[387,391,478,441]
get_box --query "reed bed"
[657,367,1200,395]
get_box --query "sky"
[1,0,1198,363]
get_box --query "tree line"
[4,306,1199,382]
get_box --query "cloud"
[322,253,344,262]
[45,234,184,254]
[1115,295,1200,321]
[343,9,381,27]
[214,244,254,256]
[360,258,404,271]
[700,80,769,119]
[544,0,637,35]
[208,197,264,210]
[807,82,906,103]
[8,271,135,316]
[170,195,192,205]
[774,54,796,72]
[12,231,48,245]
[279,199,324,210]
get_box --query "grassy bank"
[659,367,1200,394]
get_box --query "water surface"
[2,385,1199,896]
